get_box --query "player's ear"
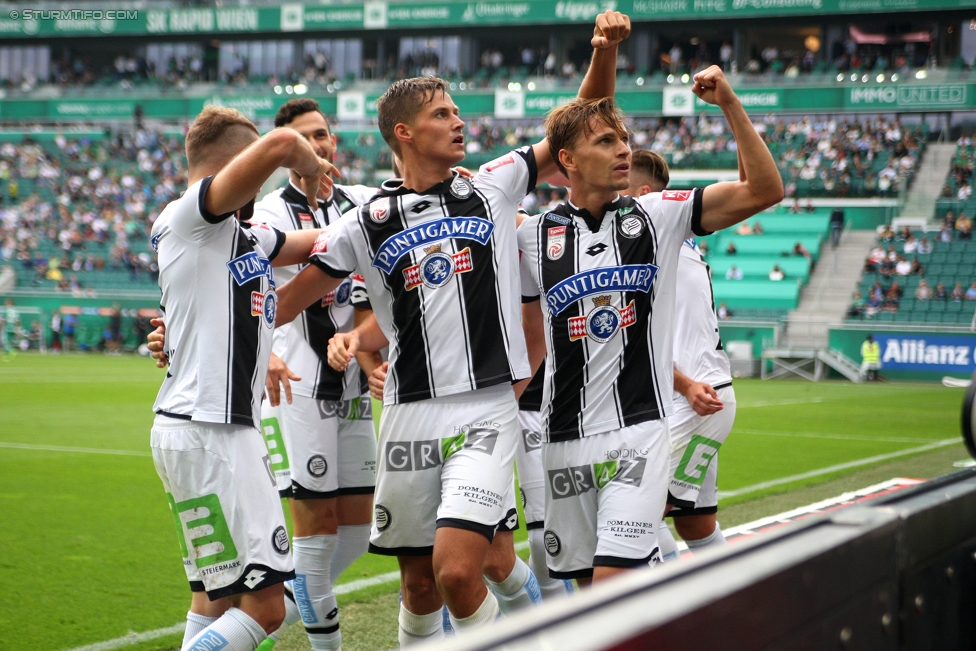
[558,148,577,174]
[639,184,653,197]
[394,123,413,149]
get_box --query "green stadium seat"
[948,301,964,312]
[893,311,912,322]
[924,312,944,323]
[876,312,894,322]
[928,301,947,312]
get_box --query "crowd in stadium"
[0,130,185,291]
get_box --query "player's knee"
[435,561,482,597]
[251,596,286,634]
[482,545,515,583]
[401,571,439,602]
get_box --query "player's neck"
[398,151,454,194]
[568,185,619,218]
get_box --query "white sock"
[486,556,542,613]
[330,524,370,581]
[685,523,727,552]
[657,522,680,563]
[182,611,217,650]
[182,607,266,651]
[398,606,444,646]
[527,529,573,600]
[448,591,500,632]
[292,535,342,651]
[267,584,302,642]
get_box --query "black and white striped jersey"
[252,182,375,401]
[152,177,286,429]
[518,189,707,442]
[518,367,544,412]
[672,239,732,398]
[309,147,538,404]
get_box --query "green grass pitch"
[0,354,967,651]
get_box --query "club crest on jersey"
[546,264,658,315]
[372,217,493,274]
[619,216,643,239]
[449,175,474,199]
[228,252,274,288]
[403,244,472,290]
[370,197,391,223]
[321,278,353,307]
[251,290,277,327]
[568,296,637,343]
[547,226,566,260]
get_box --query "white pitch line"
[736,397,825,408]
[0,442,150,456]
[717,437,961,499]
[62,542,532,651]
[62,623,186,651]
[734,429,935,444]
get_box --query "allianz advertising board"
[876,333,976,373]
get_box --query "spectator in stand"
[903,234,917,254]
[829,206,844,249]
[955,213,972,235]
[735,221,757,235]
[768,264,785,281]
[792,241,811,259]
[717,302,732,319]
[959,220,972,241]
[866,288,883,316]
[957,182,972,201]
[879,255,896,279]
[967,281,976,300]
[934,282,948,300]
[846,291,865,318]
[917,237,933,254]
[952,282,966,301]
[895,225,912,242]
[725,265,743,280]
[939,223,954,243]
[726,241,737,255]
[884,282,902,311]
[915,279,933,300]
[789,198,803,214]
[910,258,925,275]
[941,184,955,198]
[878,224,895,241]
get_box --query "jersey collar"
[377,170,460,197]
[566,194,622,233]
[283,180,332,210]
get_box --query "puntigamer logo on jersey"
[372,217,493,275]
[546,264,658,316]
[227,251,274,287]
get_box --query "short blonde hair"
[185,105,259,169]
[545,97,628,175]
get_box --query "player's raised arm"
[532,10,630,181]
[695,66,784,232]
[205,127,338,217]
[275,263,343,326]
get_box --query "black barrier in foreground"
[422,468,976,651]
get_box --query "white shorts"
[151,415,295,599]
[261,395,376,500]
[542,420,670,579]
[370,384,518,556]
[516,410,546,529]
[667,386,736,514]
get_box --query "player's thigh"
[336,397,378,494]
[151,417,292,598]
[540,437,600,580]
[516,409,546,527]
[593,421,670,568]
[260,400,292,496]
[281,395,341,499]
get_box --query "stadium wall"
[829,326,976,380]
[3,82,972,121]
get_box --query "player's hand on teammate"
[327,330,360,372]
[452,166,474,179]
[591,10,631,50]
[369,361,388,401]
[147,318,167,368]
[683,381,724,416]
[297,157,340,213]
[265,351,301,406]
[692,66,738,109]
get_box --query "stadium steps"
[898,142,956,224]
[816,348,863,383]
[782,230,877,347]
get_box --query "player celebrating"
[252,98,380,651]
[274,11,630,644]
[518,66,783,583]
[623,149,736,560]
[149,106,336,651]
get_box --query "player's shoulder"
[635,188,698,211]
[475,146,534,182]
[334,183,378,207]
